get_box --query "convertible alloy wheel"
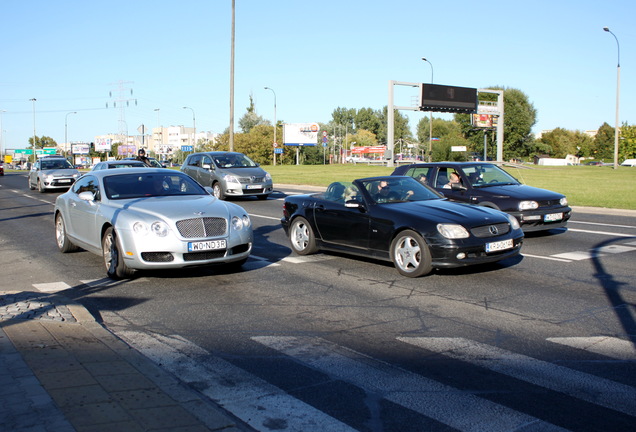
[289,217,318,255]
[391,230,432,278]
[55,213,78,253]
[102,227,135,279]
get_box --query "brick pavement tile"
[64,401,133,428]
[78,420,145,432]
[110,388,176,410]
[82,359,138,376]
[94,372,156,392]
[129,405,201,430]
[3,320,59,348]
[35,368,98,390]
[47,384,112,408]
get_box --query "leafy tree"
[348,129,378,148]
[378,106,412,144]
[28,135,57,149]
[592,122,615,160]
[619,123,636,160]
[536,128,593,158]
[238,94,267,133]
[331,107,356,132]
[456,87,537,159]
[354,108,382,136]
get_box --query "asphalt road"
[1,171,635,432]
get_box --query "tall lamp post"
[183,106,196,151]
[30,98,37,164]
[264,87,277,165]
[65,111,77,155]
[422,58,434,162]
[603,27,620,170]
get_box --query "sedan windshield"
[104,173,207,199]
[361,177,442,204]
[41,159,73,170]
[464,164,520,187]
[213,153,258,168]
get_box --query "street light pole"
[65,111,77,155]
[603,27,621,170]
[30,98,37,164]
[264,87,277,165]
[0,110,6,161]
[183,107,196,151]
[422,58,434,162]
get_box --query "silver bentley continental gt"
[54,168,253,279]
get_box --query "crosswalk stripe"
[253,336,567,432]
[398,337,636,417]
[547,336,636,361]
[115,330,356,432]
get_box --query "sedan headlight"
[437,224,470,239]
[132,221,170,237]
[508,214,521,230]
[224,175,240,185]
[264,172,272,182]
[560,197,568,206]
[518,200,539,211]
[231,214,251,231]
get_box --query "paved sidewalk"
[0,290,252,432]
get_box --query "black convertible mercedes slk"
[281,176,524,278]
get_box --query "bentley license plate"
[188,239,226,252]
[544,212,563,222]
[485,239,513,253]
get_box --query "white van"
[620,159,636,167]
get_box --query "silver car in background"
[28,156,81,192]
[181,151,273,200]
[54,168,253,279]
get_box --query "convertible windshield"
[361,177,442,204]
[104,173,207,199]
[464,164,520,187]
[213,153,258,168]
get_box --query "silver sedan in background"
[53,168,253,278]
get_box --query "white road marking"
[398,337,636,417]
[254,336,567,432]
[522,253,572,262]
[114,330,356,432]
[547,336,636,361]
[567,228,634,237]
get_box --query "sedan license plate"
[188,239,226,252]
[246,184,262,189]
[485,239,513,253]
[58,179,72,183]
[544,212,563,222]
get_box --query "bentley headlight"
[151,221,169,237]
[232,215,244,230]
[519,200,539,211]
[508,214,521,230]
[560,197,568,206]
[133,222,148,235]
[437,224,469,239]
[242,214,251,228]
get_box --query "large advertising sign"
[283,123,319,146]
[71,143,90,155]
[420,84,478,113]
[94,137,112,152]
[118,145,136,156]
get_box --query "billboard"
[71,143,90,155]
[283,123,319,146]
[472,114,498,128]
[420,84,478,113]
[94,137,112,152]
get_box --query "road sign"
[181,145,194,152]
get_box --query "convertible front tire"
[289,217,318,255]
[390,230,432,277]
[102,227,136,279]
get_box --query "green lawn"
[264,163,636,210]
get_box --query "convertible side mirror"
[451,183,467,191]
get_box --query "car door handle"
[315,204,325,211]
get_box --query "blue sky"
[1,0,634,150]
